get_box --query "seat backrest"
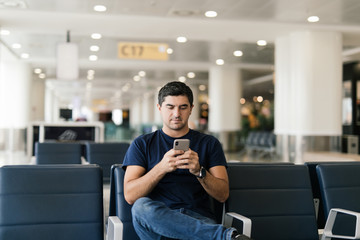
[35,142,82,164]
[85,142,130,183]
[226,164,318,240]
[317,163,360,237]
[109,164,139,240]
[0,164,103,240]
[305,161,358,229]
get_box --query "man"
[123,81,249,240]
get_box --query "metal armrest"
[107,216,124,240]
[322,208,360,240]
[223,212,252,238]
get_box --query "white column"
[275,31,342,162]
[0,44,31,151]
[142,93,154,124]
[153,88,162,126]
[208,66,241,151]
[130,97,142,129]
[189,83,200,129]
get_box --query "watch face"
[200,167,206,178]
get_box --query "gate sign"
[118,42,169,60]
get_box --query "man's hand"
[157,149,189,173]
[175,148,201,176]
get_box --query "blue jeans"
[131,197,236,240]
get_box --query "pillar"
[208,66,242,151]
[189,83,200,129]
[275,31,342,163]
[0,44,31,151]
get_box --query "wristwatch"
[196,166,206,179]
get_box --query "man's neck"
[162,127,190,138]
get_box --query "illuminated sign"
[118,42,169,60]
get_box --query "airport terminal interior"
[3,0,360,239]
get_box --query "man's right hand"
[157,149,186,173]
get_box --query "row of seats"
[108,161,360,240]
[245,131,276,159]
[2,162,360,239]
[35,142,130,183]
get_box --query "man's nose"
[173,108,180,117]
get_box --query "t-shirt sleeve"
[122,137,147,169]
[205,136,227,169]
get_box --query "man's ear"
[157,103,161,111]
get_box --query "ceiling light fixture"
[176,36,187,43]
[94,5,107,12]
[167,48,173,54]
[89,55,98,61]
[307,16,320,23]
[233,50,243,57]
[205,11,217,18]
[216,59,224,65]
[91,33,102,40]
[90,45,100,51]
[257,40,267,46]
[178,76,186,82]
[187,72,195,78]
[34,68,42,74]
[138,71,146,77]
[12,43,21,49]
[21,53,29,59]
[133,75,141,82]
[0,29,10,35]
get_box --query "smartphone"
[173,139,190,151]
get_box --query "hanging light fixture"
[56,30,79,80]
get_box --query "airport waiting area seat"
[35,142,82,164]
[305,161,359,230]
[317,163,360,240]
[224,164,319,240]
[0,164,104,240]
[244,131,276,159]
[108,164,140,240]
[85,142,130,183]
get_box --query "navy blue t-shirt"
[122,129,227,218]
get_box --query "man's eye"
[180,106,188,110]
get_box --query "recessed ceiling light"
[39,73,46,79]
[133,75,141,82]
[167,48,173,54]
[21,53,29,59]
[91,33,102,40]
[233,50,243,57]
[89,55,98,61]
[205,11,217,18]
[0,29,10,35]
[216,59,224,65]
[178,76,186,82]
[307,16,320,23]
[90,45,100,51]
[94,5,107,12]
[34,68,42,74]
[176,36,187,43]
[12,43,21,49]
[138,71,146,77]
[199,85,206,91]
[87,69,95,75]
[187,72,195,78]
[257,40,267,46]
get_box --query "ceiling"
[2,0,360,111]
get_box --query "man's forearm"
[124,165,167,205]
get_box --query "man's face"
[158,95,193,132]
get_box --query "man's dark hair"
[158,81,193,106]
